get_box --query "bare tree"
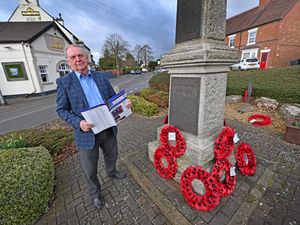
[140,44,154,68]
[103,33,129,75]
[133,44,142,66]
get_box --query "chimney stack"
[56,13,64,26]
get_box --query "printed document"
[81,104,117,134]
[107,90,132,124]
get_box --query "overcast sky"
[0,0,259,62]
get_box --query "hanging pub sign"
[21,7,40,16]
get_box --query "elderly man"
[56,44,126,209]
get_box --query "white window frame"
[57,62,71,77]
[228,34,236,48]
[247,28,258,45]
[260,49,271,53]
[241,48,259,59]
[39,65,49,83]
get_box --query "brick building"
[225,0,300,68]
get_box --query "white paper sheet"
[81,104,117,134]
[168,132,176,141]
[233,133,240,143]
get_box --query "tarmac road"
[0,72,154,135]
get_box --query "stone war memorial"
[148,0,241,211]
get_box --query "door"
[260,52,269,69]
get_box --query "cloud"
[1,0,259,63]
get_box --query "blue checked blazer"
[56,71,117,150]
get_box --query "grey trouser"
[79,128,118,199]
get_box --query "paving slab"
[35,114,300,225]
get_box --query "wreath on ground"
[235,143,257,176]
[212,158,236,197]
[180,166,220,211]
[214,126,235,160]
[248,114,272,126]
[153,145,178,179]
[160,125,186,158]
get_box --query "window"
[39,65,48,82]
[242,52,250,59]
[247,28,258,45]
[241,49,258,59]
[57,62,70,77]
[228,34,236,48]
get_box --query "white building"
[0,0,93,96]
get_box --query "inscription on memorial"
[169,77,201,135]
[175,0,203,43]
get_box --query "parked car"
[290,59,300,66]
[129,70,136,74]
[154,66,168,74]
[230,58,260,71]
[141,68,148,72]
[135,69,142,74]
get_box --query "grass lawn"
[227,66,300,104]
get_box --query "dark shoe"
[109,171,127,179]
[93,197,104,209]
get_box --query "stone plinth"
[148,39,237,192]
[148,0,237,193]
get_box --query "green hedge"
[149,72,170,92]
[147,67,300,104]
[0,147,54,225]
[227,66,300,103]
[128,95,159,116]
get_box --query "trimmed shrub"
[148,66,300,104]
[140,88,169,107]
[0,133,27,149]
[149,72,170,92]
[0,147,54,225]
[227,67,300,103]
[128,95,159,117]
[140,88,154,99]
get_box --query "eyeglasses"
[68,54,86,60]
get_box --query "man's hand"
[126,99,132,109]
[80,120,94,132]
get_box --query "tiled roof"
[0,21,53,43]
[226,0,299,35]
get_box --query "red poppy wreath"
[248,114,272,126]
[214,126,235,160]
[235,143,257,176]
[180,166,220,211]
[212,158,236,197]
[160,125,186,158]
[154,146,178,179]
